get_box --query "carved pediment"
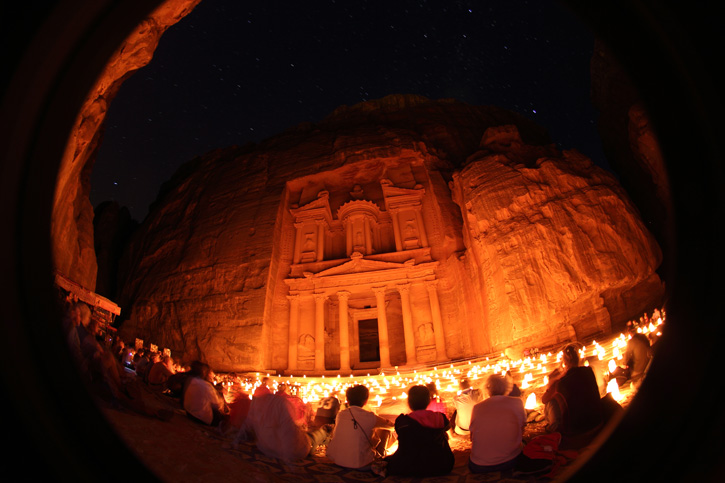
[313,252,413,277]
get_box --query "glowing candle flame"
[608,359,617,374]
[524,392,537,410]
[607,378,622,401]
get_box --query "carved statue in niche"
[350,184,365,200]
[402,213,422,249]
[304,233,316,251]
[404,219,418,239]
[298,333,315,356]
[417,322,435,346]
[354,230,364,250]
[300,231,317,262]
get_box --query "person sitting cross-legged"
[469,374,526,473]
[326,385,394,470]
[384,385,455,477]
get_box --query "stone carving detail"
[337,200,382,257]
[115,95,663,373]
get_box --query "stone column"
[397,283,417,365]
[293,222,303,264]
[390,211,402,252]
[364,217,372,254]
[414,209,428,247]
[314,293,327,372]
[337,291,351,372]
[316,221,325,262]
[372,286,392,368]
[426,280,447,361]
[287,294,300,372]
[345,219,353,257]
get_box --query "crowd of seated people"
[60,289,659,475]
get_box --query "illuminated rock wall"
[51,0,201,289]
[450,126,664,354]
[115,96,664,372]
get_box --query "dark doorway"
[358,319,380,362]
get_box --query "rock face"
[51,0,201,289]
[590,39,671,261]
[450,126,663,352]
[116,95,664,372]
[94,201,138,299]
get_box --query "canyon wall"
[115,95,664,371]
[51,0,201,289]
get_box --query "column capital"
[337,290,351,301]
[286,294,300,303]
[396,283,411,295]
[314,292,328,303]
[424,279,439,290]
[372,286,388,297]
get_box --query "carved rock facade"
[116,95,664,373]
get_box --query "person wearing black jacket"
[384,385,455,477]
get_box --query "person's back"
[244,392,311,461]
[147,360,174,388]
[556,366,602,436]
[626,333,651,381]
[469,375,526,470]
[182,362,228,426]
[453,379,482,435]
[326,385,392,469]
[385,385,454,477]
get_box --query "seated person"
[147,354,176,390]
[384,385,455,477]
[253,376,272,398]
[165,366,191,398]
[542,344,603,444]
[624,331,652,384]
[469,374,527,473]
[451,378,483,435]
[142,351,161,383]
[235,391,331,461]
[312,391,341,427]
[182,361,230,426]
[278,384,313,427]
[425,382,447,414]
[227,391,252,431]
[326,385,394,470]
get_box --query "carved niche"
[337,200,382,257]
[290,191,333,264]
[380,179,429,251]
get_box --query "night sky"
[91,0,606,222]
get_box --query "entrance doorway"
[358,318,380,362]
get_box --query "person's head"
[77,302,91,328]
[426,382,438,398]
[87,318,100,336]
[345,385,369,407]
[459,378,471,390]
[485,374,510,397]
[563,344,580,369]
[66,303,81,327]
[189,360,211,380]
[151,352,161,363]
[407,385,431,411]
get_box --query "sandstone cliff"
[51,0,201,290]
[116,95,663,372]
[591,39,671,262]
